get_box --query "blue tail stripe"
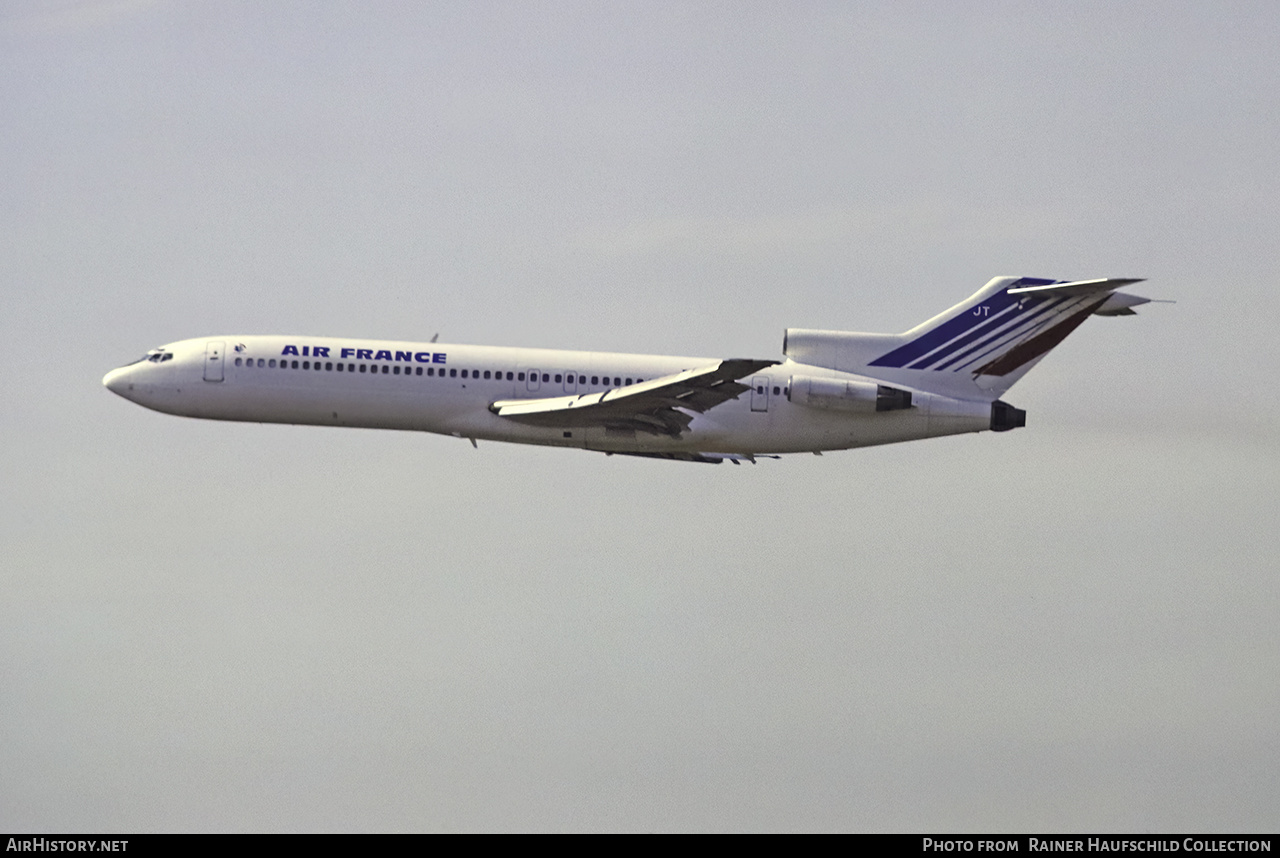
[907,298,1055,370]
[869,290,1021,368]
[868,278,1062,370]
[903,302,1022,369]
[946,295,1088,372]
[931,296,1071,371]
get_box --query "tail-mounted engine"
[788,375,914,413]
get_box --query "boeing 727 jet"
[103,276,1154,463]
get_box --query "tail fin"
[784,276,1149,401]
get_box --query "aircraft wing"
[490,358,778,437]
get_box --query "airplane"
[103,276,1155,464]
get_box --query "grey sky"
[3,0,1277,831]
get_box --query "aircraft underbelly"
[182,381,471,432]
[146,369,988,455]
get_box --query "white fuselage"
[103,335,994,457]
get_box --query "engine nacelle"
[788,375,913,413]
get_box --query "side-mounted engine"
[788,375,914,413]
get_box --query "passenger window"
[554,374,562,383]
[303,361,310,369]
[450,369,457,378]
[326,362,333,371]
[382,365,389,374]
[269,359,276,368]
[416,367,422,376]
[614,377,621,386]
[542,373,549,383]
[235,358,242,366]
[427,367,434,376]
[292,360,299,369]
[773,386,780,395]
[359,364,366,373]
[393,366,400,375]
[625,378,632,385]
[506,371,513,381]
[483,370,491,379]
[517,372,525,381]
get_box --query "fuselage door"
[564,371,578,394]
[526,368,541,393]
[751,375,770,412]
[204,341,225,382]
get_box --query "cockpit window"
[118,348,174,369]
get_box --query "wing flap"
[490,358,777,436]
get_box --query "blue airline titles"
[281,345,448,364]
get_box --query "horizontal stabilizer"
[1007,277,1145,296]
[1093,291,1152,316]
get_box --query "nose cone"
[103,365,135,398]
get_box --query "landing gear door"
[204,341,225,382]
[751,375,769,412]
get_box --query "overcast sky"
[3,0,1278,832]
